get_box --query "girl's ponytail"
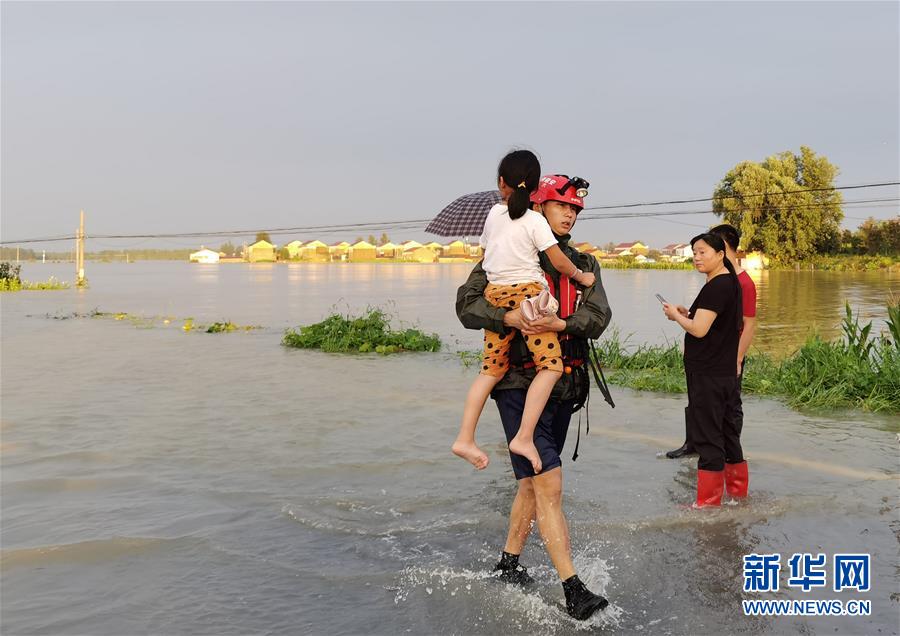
[507,181,532,220]
[498,150,540,220]
[722,255,743,332]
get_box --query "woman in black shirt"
[662,233,744,507]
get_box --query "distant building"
[284,240,305,260]
[189,247,220,264]
[247,240,276,262]
[400,240,423,251]
[443,239,468,257]
[661,243,683,256]
[329,241,351,260]
[572,241,595,253]
[423,241,443,252]
[403,246,438,263]
[660,243,692,260]
[349,240,376,261]
[376,242,400,258]
[613,241,649,256]
[300,240,329,260]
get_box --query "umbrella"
[425,190,501,237]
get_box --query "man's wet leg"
[533,467,608,620]
[493,478,537,586]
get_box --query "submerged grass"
[283,309,441,354]
[0,277,69,291]
[37,309,261,333]
[592,300,900,414]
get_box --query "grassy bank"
[593,301,900,414]
[599,260,695,270]
[283,309,441,354]
[771,254,898,272]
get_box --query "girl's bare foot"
[508,437,542,473]
[452,440,489,470]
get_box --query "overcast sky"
[2,1,898,250]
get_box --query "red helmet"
[530,175,590,211]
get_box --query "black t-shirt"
[684,273,742,376]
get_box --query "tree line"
[713,145,898,262]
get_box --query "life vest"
[508,267,616,462]
[519,272,585,372]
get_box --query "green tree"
[712,146,843,263]
[255,232,272,243]
[379,233,390,246]
[367,234,377,246]
[278,247,290,261]
[858,217,900,255]
[220,241,236,256]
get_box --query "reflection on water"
[755,270,897,353]
[9,262,899,356]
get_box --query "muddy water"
[2,262,897,635]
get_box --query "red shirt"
[738,270,757,320]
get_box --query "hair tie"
[517,181,527,189]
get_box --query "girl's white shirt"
[480,203,558,286]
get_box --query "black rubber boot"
[493,551,534,587]
[666,442,697,459]
[563,575,608,620]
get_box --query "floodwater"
[2,262,898,635]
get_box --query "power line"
[580,180,900,212]
[2,183,897,246]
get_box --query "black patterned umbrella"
[425,190,502,237]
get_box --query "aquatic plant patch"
[282,309,441,354]
[0,277,69,291]
[33,310,261,333]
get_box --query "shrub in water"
[282,309,441,354]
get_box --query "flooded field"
[2,262,898,635]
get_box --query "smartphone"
[655,293,668,305]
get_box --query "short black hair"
[710,224,740,251]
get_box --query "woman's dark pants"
[686,372,743,472]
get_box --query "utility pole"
[76,209,86,287]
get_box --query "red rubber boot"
[725,461,749,498]
[695,469,724,508]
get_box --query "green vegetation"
[592,301,900,414]
[839,217,900,257]
[0,261,69,291]
[771,254,898,272]
[205,321,257,333]
[282,309,441,354]
[1,277,70,291]
[39,309,260,332]
[712,147,898,268]
[713,146,843,262]
[599,259,694,270]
